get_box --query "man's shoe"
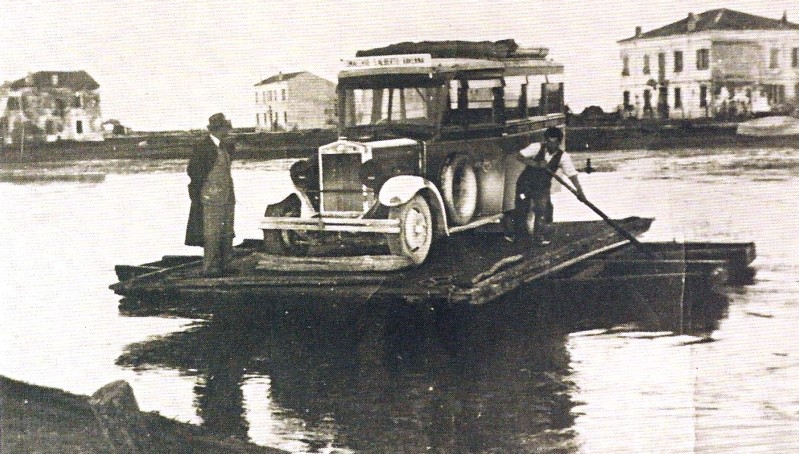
[202,270,223,278]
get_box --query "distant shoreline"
[2,122,796,164]
[566,122,798,151]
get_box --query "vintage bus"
[260,40,566,264]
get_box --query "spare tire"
[440,153,479,225]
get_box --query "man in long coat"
[185,113,236,277]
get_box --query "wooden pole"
[546,168,658,258]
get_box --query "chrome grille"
[320,153,363,213]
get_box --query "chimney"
[782,11,788,24]
[635,26,642,38]
[278,71,283,81]
[687,12,697,32]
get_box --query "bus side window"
[541,82,564,114]
[504,76,527,120]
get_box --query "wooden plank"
[617,241,756,265]
[588,259,727,276]
[176,274,391,288]
[114,265,162,281]
[462,236,634,305]
[255,253,413,272]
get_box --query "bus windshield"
[342,85,444,128]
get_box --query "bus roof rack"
[355,39,548,60]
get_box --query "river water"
[1,147,798,453]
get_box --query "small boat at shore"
[736,115,799,137]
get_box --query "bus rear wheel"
[441,153,478,225]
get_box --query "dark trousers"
[504,191,552,239]
[202,201,235,274]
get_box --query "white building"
[254,71,336,131]
[618,9,799,119]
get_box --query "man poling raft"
[503,126,585,245]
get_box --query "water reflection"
[117,285,730,452]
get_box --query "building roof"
[9,70,99,90]
[254,71,308,86]
[620,8,799,42]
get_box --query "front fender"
[378,175,449,234]
[378,175,433,206]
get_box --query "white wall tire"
[387,194,433,264]
[440,154,478,225]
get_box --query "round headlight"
[359,159,386,190]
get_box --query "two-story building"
[1,70,104,144]
[618,9,799,119]
[254,71,336,131]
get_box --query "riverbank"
[566,121,799,151]
[1,122,796,165]
[0,129,336,164]
[0,374,284,453]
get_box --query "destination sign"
[342,54,432,70]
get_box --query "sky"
[1,0,797,131]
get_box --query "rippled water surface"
[2,148,798,452]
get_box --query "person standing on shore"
[503,126,584,245]
[185,113,236,277]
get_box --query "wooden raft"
[110,217,655,306]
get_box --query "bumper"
[260,216,400,234]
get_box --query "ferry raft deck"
[111,216,759,336]
[111,217,654,305]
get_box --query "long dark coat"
[185,136,218,246]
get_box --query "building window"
[284,112,288,124]
[674,87,682,108]
[699,85,708,108]
[643,55,650,74]
[255,93,259,104]
[792,48,798,68]
[622,55,630,76]
[256,113,260,126]
[763,84,785,104]
[73,95,82,108]
[696,49,709,70]
[674,51,683,73]
[281,89,287,101]
[76,120,83,134]
[770,48,780,69]
[623,91,631,108]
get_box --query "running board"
[448,214,503,234]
